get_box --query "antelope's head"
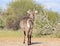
[27,9,38,20]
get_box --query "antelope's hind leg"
[23,31,26,44]
[28,30,32,45]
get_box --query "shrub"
[6,15,20,30]
[0,17,5,29]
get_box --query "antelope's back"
[20,17,33,31]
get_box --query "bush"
[6,15,20,30]
[0,17,5,29]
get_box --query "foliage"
[34,10,60,37]
[0,18,5,28]
[6,15,20,30]
[7,0,43,15]
[48,11,58,24]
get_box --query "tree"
[6,0,43,30]
[7,0,43,16]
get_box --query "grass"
[0,29,23,38]
[0,29,40,38]
[0,29,60,38]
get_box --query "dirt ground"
[0,37,60,46]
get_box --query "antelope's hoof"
[28,43,31,45]
[23,42,25,44]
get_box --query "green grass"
[0,29,23,38]
[0,29,39,38]
[0,29,60,38]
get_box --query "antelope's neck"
[29,14,35,21]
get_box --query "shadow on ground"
[31,42,43,45]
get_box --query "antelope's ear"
[27,10,31,14]
[35,10,38,14]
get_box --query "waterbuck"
[20,9,38,45]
